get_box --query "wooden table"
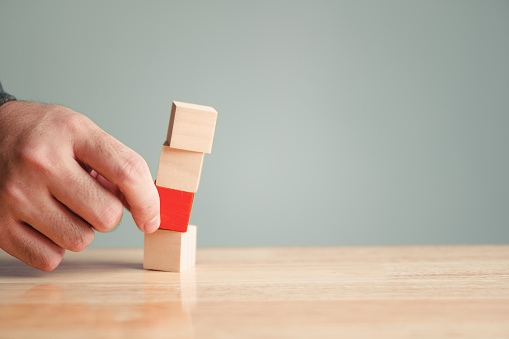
[1,246,508,338]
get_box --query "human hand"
[0,101,160,270]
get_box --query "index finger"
[74,122,160,233]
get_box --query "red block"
[156,184,194,232]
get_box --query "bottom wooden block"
[143,226,197,272]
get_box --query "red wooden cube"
[156,184,194,232]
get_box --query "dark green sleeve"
[0,80,17,107]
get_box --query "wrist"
[0,92,16,108]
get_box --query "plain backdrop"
[1,1,508,248]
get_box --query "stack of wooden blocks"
[143,101,218,272]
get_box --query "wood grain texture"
[143,226,197,272]
[156,146,204,192]
[1,246,508,338]
[166,101,218,153]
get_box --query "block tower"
[143,101,218,272]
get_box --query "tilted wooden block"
[155,185,194,233]
[156,146,204,193]
[143,226,197,272]
[166,101,218,153]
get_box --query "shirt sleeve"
[0,80,17,107]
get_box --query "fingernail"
[144,214,160,233]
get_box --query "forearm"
[0,81,17,107]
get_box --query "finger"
[90,169,118,193]
[48,162,124,233]
[19,191,95,251]
[90,170,130,211]
[74,126,160,232]
[0,218,65,271]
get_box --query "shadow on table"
[0,256,141,278]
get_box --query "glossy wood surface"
[1,246,508,338]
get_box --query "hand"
[0,101,160,270]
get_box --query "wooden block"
[156,185,194,232]
[156,146,204,192]
[143,226,197,272]
[166,101,218,153]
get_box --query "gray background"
[1,1,508,248]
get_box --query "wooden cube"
[156,146,204,193]
[155,185,194,233]
[166,101,218,153]
[143,226,197,272]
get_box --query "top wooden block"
[166,101,218,154]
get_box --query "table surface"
[0,246,508,339]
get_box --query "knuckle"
[64,227,95,252]
[45,104,67,118]
[45,105,91,137]
[59,112,89,135]
[2,180,26,206]
[117,152,148,185]
[36,248,64,272]
[95,200,123,231]
[19,143,58,177]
